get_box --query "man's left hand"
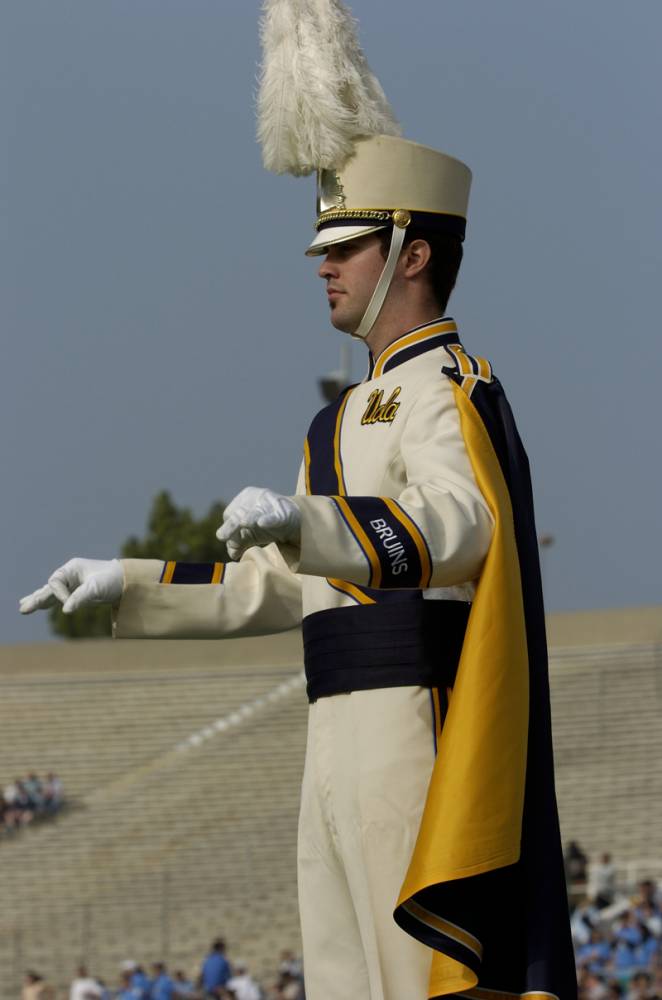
[217,487,301,561]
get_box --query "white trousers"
[297,686,437,1000]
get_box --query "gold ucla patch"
[361,386,401,425]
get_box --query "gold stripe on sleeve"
[333,390,353,495]
[327,578,376,605]
[382,497,432,587]
[333,496,382,587]
[211,562,225,585]
[303,437,312,495]
[162,561,176,585]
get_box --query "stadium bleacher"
[1,606,660,999]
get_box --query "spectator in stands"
[24,773,44,810]
[635,881,662,918]
[277,952,301,981]
[627,972,655,1000]
[565,840,589,889]
[44,772,64,814]
[577,968,590,1000]
[4,778,19,807]
[130,965,151,999]
[0,793,12,832]
[634,881,660,911]
[97,979,113,1000]
[612,936,638,980]
[638,902,662,938]
[70,965,102,1000]
[634,926,660,970]
[22,972,55,1000]
[200,939,231,998]
[171,971,194,999]
[572,896,601,947]
[117,961,149,1000]
[591,853,618,909]
[616,912,645,950]
[13,780,35,826]
[226,961,260,1000]
[271,972,301,1000]
[149,963,174,1000]
[581,970,609,1000]
[1,772,65,833]
[272,950,303,1000]
[577,929,612,974]
[116,970,141,1000]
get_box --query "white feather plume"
[257,0,401,176]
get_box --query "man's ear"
[402,239,432,279]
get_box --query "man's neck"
[364,306,444,362]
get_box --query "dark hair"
[378,227,463,313]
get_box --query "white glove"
[216,487,301,561]
[19,558,124,615]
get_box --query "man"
[20,3,576,997]
[70,965,102,1000]
[148,963,173,1000]
[20,134,575,999]
[171,971,194,1000]
[116,969,142,1000]
[225,962,261,1000]
[22,972,55,1000]
[589,851,617,908]
[199,939,232,999]
[117,962,149,1000]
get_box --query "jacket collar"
[367,317,459,380]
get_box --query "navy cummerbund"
[302,600,471,703]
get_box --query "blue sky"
[3,0,660,643]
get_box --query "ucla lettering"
[369,517,409,574]
[361,386,401,425]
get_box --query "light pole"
[318,341,352,403]
[538,533,555,598]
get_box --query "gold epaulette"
[442,344,493,398]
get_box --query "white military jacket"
[114,318,493,639]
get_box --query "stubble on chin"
[328,303,359,336]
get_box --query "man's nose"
[318,255,337,279]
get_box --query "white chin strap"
[352,223,407,341]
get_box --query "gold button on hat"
[392,210,411,229]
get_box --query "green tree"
[48,491,227,638]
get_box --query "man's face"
[318,234,385,334]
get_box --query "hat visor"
[305,224,388,257]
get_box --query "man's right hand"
[19,558,124,616]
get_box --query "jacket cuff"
[289,495,369,583]
[113,559,164,637]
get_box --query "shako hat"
[257,0,472,338]
[307,134,471,256]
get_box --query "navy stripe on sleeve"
[334,496,427,589]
